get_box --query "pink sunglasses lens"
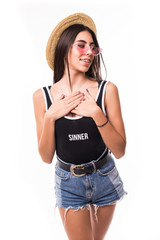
[77,47,85,53]
[75,44,101,56]
[93,48,101,56]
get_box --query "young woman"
[33,13,126,240]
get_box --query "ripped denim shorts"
[54,152,126,210]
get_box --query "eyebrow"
[75,40,95,45]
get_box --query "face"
[67,31,95,73]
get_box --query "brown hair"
[53,24,107,84]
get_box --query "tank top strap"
[98,80,103,88]
[41,86,52,111]
[96,80,109,115]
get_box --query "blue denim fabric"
[55,153,126,209]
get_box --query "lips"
[80,58,91,63]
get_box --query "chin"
[79,66,91,72]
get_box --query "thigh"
[90,204,116,240]
[59,207,93,240]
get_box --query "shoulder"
[32,87,46,111]
[106,81,118,95]
[104,81,120,105]
[33,88,44,101]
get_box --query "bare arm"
[71,82,126,159]
[92,82,126,159]
[32,89,56,164]
[32,89,84,164]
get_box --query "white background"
[0,0,160,239]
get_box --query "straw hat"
[46,13,97,70]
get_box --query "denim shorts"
[54,152,126,210]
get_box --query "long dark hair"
[53,24,107,84]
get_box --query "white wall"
[0,0,160,239]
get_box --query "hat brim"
[46,13,97,70]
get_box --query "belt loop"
[91,161,97,173]
[70,164,73,173]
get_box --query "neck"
[62,67,89,93]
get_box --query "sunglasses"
[73,43,102,56]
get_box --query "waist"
[56,149,112,177]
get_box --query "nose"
[85,46,92,55]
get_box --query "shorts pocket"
[55,164,71,180]
[97,157,115,176]
[97,165,115,176]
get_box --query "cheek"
[68,52,81,66]
[68,50,78,62]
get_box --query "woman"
[33,13,126,240]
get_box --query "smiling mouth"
[80,59,91,63]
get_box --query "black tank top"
[42,80,109,164]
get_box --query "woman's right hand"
[45,91,84,121]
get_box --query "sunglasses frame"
[73,43,102,56]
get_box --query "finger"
[59,94,65,100]
[67,93,84,104]
[71,109,78,114]
[85,89,90,99]
[71,107,81,115]
[85,89,94,100]
[85,88,91,97]
[66,91,81,100]
[68,99,81,112]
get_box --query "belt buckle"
[71,164,86,177]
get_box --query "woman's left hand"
[71,89,101,118]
